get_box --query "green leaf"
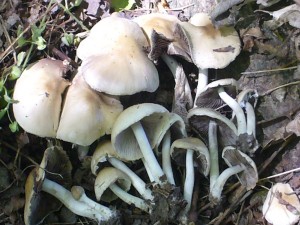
[10,66,22,80]
[74,0,82,7]
[17,52,26,67]
[111,0,135,11]
[61,33,74,46]
[35,36,47,50]
[9,121,19,133]
[17,26,27,47]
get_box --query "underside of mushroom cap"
[133,13,190,61]
[222,146,258,190]
[95,167,131,202]
[111,103,170,160]
[24,146,72,225]
[170,137,210,176]
[195,78,237,108]
[13,58,70,138]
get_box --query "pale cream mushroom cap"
[170,137,210,176]
[263,183,300,225]
[180,13,241,69]
[91,140,127,175]
[77,15,159,95]
[94,167,131,202]
[13,58,70,138]
[111,103,169,160]
[56,73,123,146]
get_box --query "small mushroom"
[170,137,210,212]
[91,140,153,201]
[77,13,159,95]
[133,13,193,122]
[179,13,241,106]
[56,73,123,146]
[111,103,171,185]
[13,58,70,137]
[262,183,300,225]
[210,146,258,204]
[24,146,117,224]
[95,167,150,212]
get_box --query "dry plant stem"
[131,122,165,184]
[184,149,195,212]
[42,179,107,222]
[109,183,150,212]
[218,87,247,135]
[107,157,154,200]
[162,130,175,185]
[209,120,219,189]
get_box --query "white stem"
[109,183,150,212]
[42,179,108,223]
[162,131,175,185]
[194,68,208,108]
[107,157,154,200]
[210,164,244,203]
[209,120,219,190]
[131,122,165,184]
[245,102,256,137]
[218,87,247,135]
[142,158,155,183]
[184,149,194,212]
[71,186,114,220]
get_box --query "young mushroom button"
[13,58,70,137]
[77,13,159,95]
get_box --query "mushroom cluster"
[12,10,261,225]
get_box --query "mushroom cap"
[262,183,300,225]
[94,167,131,202]
[187,107,238,141]
[111,103,171,160]
[77,15,159,95]
[24,146,72,225]
[133,13,190,61]
[13,58,70,137]
[195,78,237,108]
[91,140,127,175]
[56,74,123,146]
[170,137,210,176]
[180,14,241,69]
[222,146,258,190]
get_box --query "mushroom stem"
[71,186,114,220]
[162,130,175,185]
[131,122,165,184]
[107,157,154,200]
[142,158,155,183]
[245,102,256,136]
[183,149,194,212]
[194,69,208,107]
[77,145,90,161]
[42,179,112,223]
[109,183,150,212]
[217,87,247,135]
[210,164,244,203]
[208,120,219,189]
